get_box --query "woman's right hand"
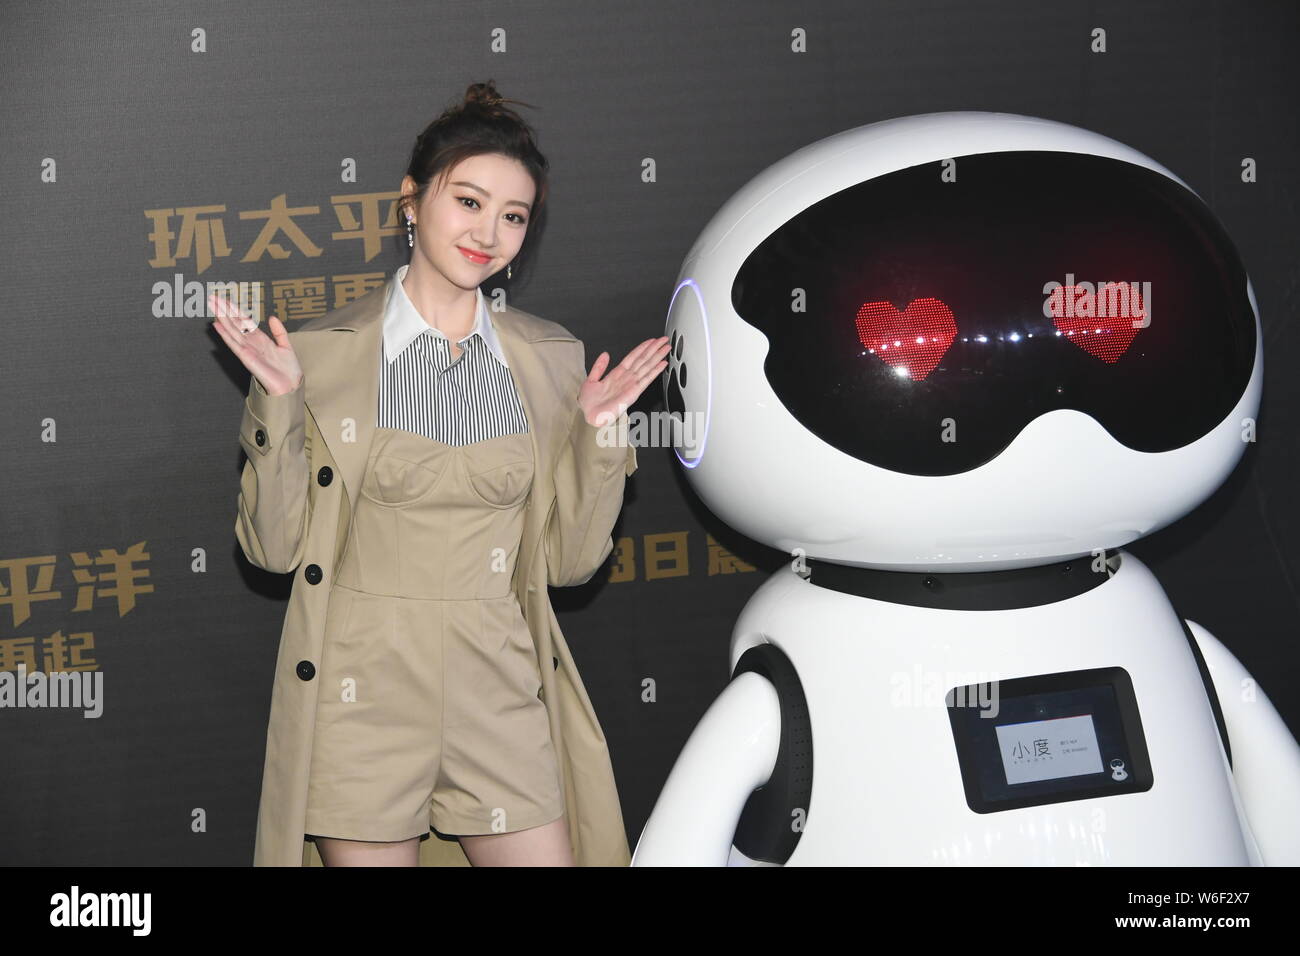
[209,292,304,396]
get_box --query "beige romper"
[303,425,565,841]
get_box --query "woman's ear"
[399,176,419,214]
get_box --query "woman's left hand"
[578,336,672,427]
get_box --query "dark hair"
[399,80,549,284]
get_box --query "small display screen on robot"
[946,667,1153,812]
[994,713,1105,785]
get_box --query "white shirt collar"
[382,263,510,367]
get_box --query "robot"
[632,111,1300,865]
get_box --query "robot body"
[635,550,1300,865]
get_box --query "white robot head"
[662,111,1261,572]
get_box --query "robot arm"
[631,671,782,866]
[1185,619,1300,865]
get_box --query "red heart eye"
[855,297,957,381]
[1047,283,1147,363]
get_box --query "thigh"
[458,816,574,867]
[315,835,421,867]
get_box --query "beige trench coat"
[233,274,637,866]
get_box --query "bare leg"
[458,815,574,866]
[314,835,420,867]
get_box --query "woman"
[211,81,668,866]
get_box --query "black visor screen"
[731,150,1256,475]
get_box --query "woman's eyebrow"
[451,180,532,211]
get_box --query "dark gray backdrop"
[1,0,1296,864]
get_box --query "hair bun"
[466,81,505,111]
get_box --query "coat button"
[304,564,323,585]
[552,656,559,670]
[254,429,266,447]
[296,660,316,681]
[317,466,333,486]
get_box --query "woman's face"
[402,152,536,290]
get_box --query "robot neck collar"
[804,550,1118,611]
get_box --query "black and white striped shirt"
[378,263,529,444]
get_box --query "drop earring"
[405,213,414,248]
[507,261,513,280]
